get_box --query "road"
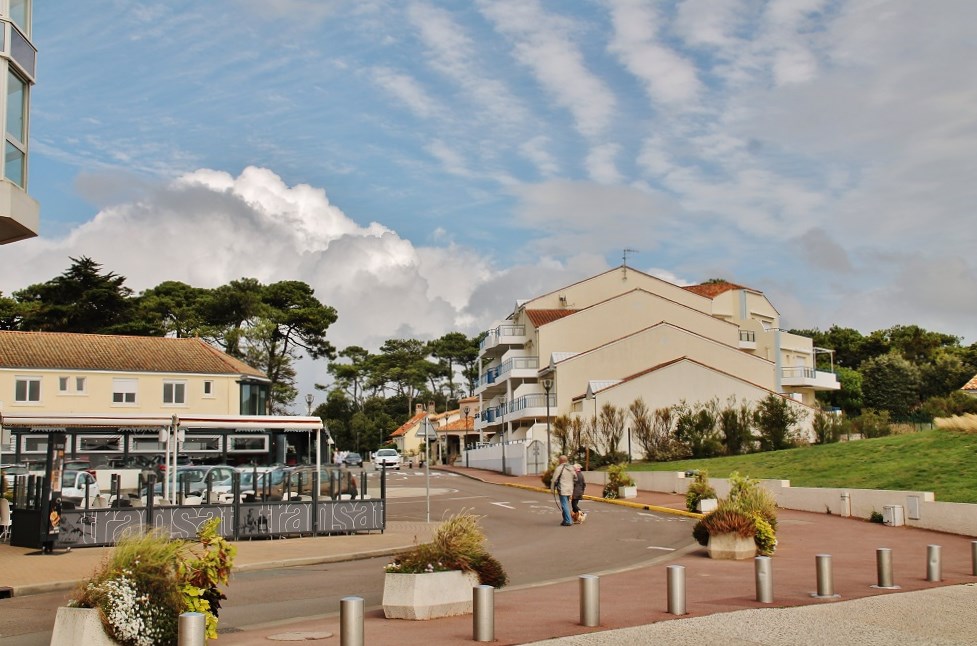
[0,468,695,644]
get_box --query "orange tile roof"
[389,412,426,438]
[0,330,266,378]
[962,373,977,392]
[526,309,578,327]
[682,281,750,299]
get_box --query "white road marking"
[647,546,676,551]
[491,502,515,509]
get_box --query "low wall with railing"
[582,470,977,537]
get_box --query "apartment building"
[0,0,38,244]
[474,266,839,468]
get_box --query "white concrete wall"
[581,470,977,537]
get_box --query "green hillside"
[629,429,977,504]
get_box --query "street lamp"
[463,406,471,468]
[305,393,315,464]
[585,390,597,471]
[541,378,553,464]
[499,396,507,476]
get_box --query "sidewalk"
[2,466,976,645]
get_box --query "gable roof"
[389,411,426,438]
[683,280,750,299]
[525,309,578,327]
[0,331,266,379]
[962,373,977,393]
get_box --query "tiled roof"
[526,309,578,327]
[683,281,749,299]
[0,331,266,378]
[962,373,977,392]
[389,412,426,438]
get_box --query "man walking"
[552,455,575,526]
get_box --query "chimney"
[416,403,424,415]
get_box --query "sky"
[2,0,976,407]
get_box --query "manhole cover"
[267,631,334,641]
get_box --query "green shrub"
[870,511,884,523]
[700,508,755,538]
[752,515,777,556]
[684,470,717,512]
[692,471,780,555]
[602,463,636,499]
[692,520,710,546]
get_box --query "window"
[9,1,30,35]
[5,71,27,187]
[203,380,214,397]
[57,376,86,394]
[112,378,137,405]
[15,376,40,402]
[59,377,69,392]
[163,380,187,405]
[76,376,86,392]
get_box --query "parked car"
[343,452,364,467]
[63,458,95,475]
[146,453,193,479]
[156,465,235,497]
[237,465,289,500]
[60,470,101,506]
[372,448,402,470]
[1,463,29,490]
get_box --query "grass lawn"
[626,429,977,504]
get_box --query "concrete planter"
[50,607,119,646]
[382,570,480,620]
[618,485,637,499]
[707,532,757,560]
[698,497,718,513]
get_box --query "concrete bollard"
[811,554,839,598]
[666,564,686,615]
[177,612,206,646]
[755,556,773,603]
[579,574,600,627]
[473,585,494,642]
[926,545,942,582]
[873,547,899,589]
[340,596,364,646]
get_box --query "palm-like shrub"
[700,508,755,538]
[692,471,779,556]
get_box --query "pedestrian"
[571,463,587,524]
[552,455,575,526]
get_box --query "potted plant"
[603,463,637,499]
[691,472,778,560]
[382,511,507,620]
[54,518,235,645]
[684,470,718,513]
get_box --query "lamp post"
[305,394,315,464]
[586,390,597,472]
[499,396,507,476]
[541,378,553,465]
[463,406,471,468]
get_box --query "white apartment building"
[0,0,38,244]
[473,266,839,472]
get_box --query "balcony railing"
[781,367,840,391]
[479,324,526,352]
[477,356,539,388]
[739,330,756,342]
[479,392,555,424]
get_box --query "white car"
[60,470,101,506]
[372,449,402,470]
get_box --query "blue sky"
[4,1,977,387]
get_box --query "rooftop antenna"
[622,248,638,278]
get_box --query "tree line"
[2,257,975,456]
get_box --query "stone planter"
[51,607,119,646]
[382,570,480,620]
[707,532,756,560]
[618,485,637,499]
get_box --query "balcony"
[781,367,840,391]
[738,329,756,350]
[478,325,527,358]
[475,356,540,395]
[0,180,39,244]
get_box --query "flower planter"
[697,497,718,513]
[618,485,637,499]
[51,607,119,646]
[707,532,756,560]
[382,570,480,620]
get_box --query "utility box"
[882,505,905,527]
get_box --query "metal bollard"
[926,545,942,582]
[473,585,494,642]
[873,547,899,589]
[972,541,977,577]
[579,574,600,627]
[666,564,686,615]
[755,556,773,603]
[177,612,206,646]
[340,596,364,646]
[811,554,839,598]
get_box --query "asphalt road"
[0,468,695,644]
